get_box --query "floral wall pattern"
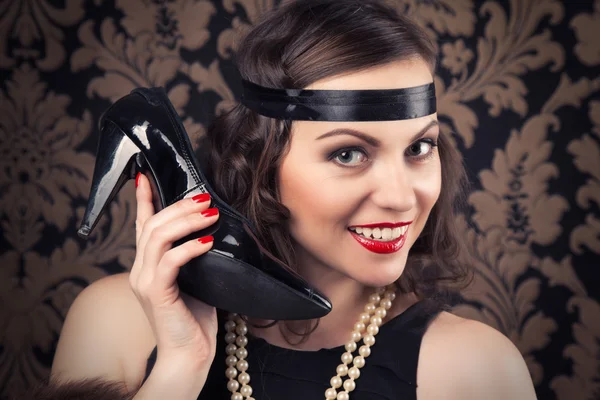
[0,0,598,399]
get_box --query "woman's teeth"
[348,226,408,241]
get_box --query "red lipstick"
[348,224,411,254]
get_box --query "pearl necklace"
[224,283,398,400]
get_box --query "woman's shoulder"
[51,272,156,392]
[416,311,537,399]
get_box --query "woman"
[40,0,537,399]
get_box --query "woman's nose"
[370,163,417,212]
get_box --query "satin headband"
[240,79,436,122]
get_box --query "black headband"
[240,79,436,122]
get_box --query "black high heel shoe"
[77,87,331,320]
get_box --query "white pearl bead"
[331,375,342,388]
[236,359,249,371]
[226,355,238,367]
[381,298,392,310]
[227,379,239,392]
[359,345,371,358]
[336,364,348,376]
[370,316,382,327]
[226,343,238,355]
[225,332,237,343]
[375,307,387,318]
[367,324,379,335]
[353,355,365,368]
[225,320,236,331]
[226,367,238,379]
[341,351,353,364]
[364,303,376,313]
[326,388,338,399]
[238,372,250,385]
[343,379,356,392]
[351,331,362,342]
[337,391,349,400]
[369,293,381,303]
[235,335,248,347]
[235,347,248,360]
[363,334,375,346]
[348,366,360,380]
[360,313,371,324]
[235,324,248,336]
[384,291,396,300]
[240,384,253,397]
[353,322,365,332]
[231,393,243,400]
[345,341,357,352]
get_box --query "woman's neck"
[246,252,420,350]
[246,282,420,352]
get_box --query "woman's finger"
[136,189,212,256]
[131,173,156,284]
[141,209,219,280]
[135,173,155,247]
[151,235,214,296]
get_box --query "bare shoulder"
[51,272,156,392]
[416,311,537,400]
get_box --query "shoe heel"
[78,120,140,239]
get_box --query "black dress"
[143,299,443,399]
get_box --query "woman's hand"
[130,172,219,377]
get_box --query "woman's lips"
[348,228,408,254]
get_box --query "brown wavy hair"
[200,0,472,343]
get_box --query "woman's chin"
[345,254,408,288]
[351,267,406,289]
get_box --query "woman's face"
[278,58,441,289]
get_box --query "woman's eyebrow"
[315,120,439,146]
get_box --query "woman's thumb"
[135,172,155,244]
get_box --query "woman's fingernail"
[135,172,141,187]
[200,208,219,217]
[192,193,211,203]
[198,235,214,244]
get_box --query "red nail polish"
[192,193,211,203]
[135,172,141,187]
[197,235,214,244]
[200,208,219,217]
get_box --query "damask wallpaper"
[0,0,598,399]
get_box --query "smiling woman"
[43,0,537,399]
[192,48,534,394]
[189,0,536,398]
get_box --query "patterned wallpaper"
[0,0,599,399]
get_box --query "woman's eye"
[333,149,368,166]
[406,139,437,159]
